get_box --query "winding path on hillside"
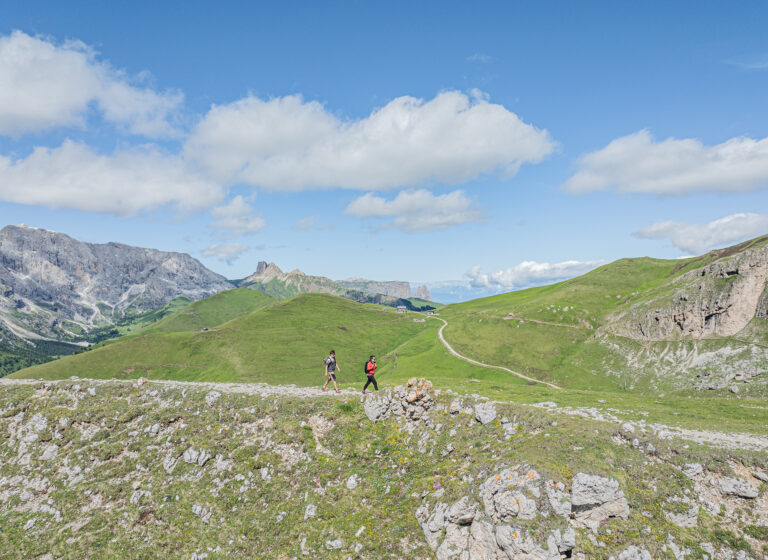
[429,316,562,390]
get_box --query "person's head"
[369,355,376,363]
[330,350,335,357]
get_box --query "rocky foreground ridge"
[1,377,766,559]
[0,225,232,347]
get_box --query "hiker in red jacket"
[362,355,378,394]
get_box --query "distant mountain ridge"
[336,278,431,301]
[239,261,435,309]
[0,225,233,369]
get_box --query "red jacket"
[365,361,377,376]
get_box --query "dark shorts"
[328,373,336,381]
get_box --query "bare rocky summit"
[0,224,232,346]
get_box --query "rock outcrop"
[606,245,768,340]
[363,377,436,423]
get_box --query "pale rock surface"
[718,476,758,498]
[570,473,630,530]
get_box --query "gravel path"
[430,316,562,390]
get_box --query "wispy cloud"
[292,216,334,232]
[466,259,605,290]
[725,54,768,70]
[209,195,265,237]
[201,242,249,264]
[634,213,768,255]
[467,53,492,63]
[564,129,768,195]
[345,189,486,232]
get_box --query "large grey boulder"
[363,394,392,423]
[480,467,542,522]
[474,403,497,425]
[571,473,630,530]
[718,476,758,498]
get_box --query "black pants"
[363,375,378,391]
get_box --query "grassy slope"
[135,288,275,334]
[12,294,445,386]
[439,257,684,390]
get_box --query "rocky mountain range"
[337,278,431,301]
[0,225,232,355]
[239,261,435,309]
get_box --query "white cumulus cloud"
[201,242,249,264]
[185,90,555,191]
[0,140,221,214]
[345,189,486,232]
[466,259,605,290]
[564,129,768,195]
[634,213,768,255]
[0,30,182,137]
[209,195,266,236]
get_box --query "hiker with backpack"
[322,350,341,393]
[362,355,378,394]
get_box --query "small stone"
[87,387,96,396]
[23,518,36,531]
[205,391,221,407]
[622,422,635,434]
[682,463,702,478]
[753,471,768,483]
[729,384,739,394]
[304,504,316,520]
[40,444,59,461]
[346,474,359,490]
[325,539,342,550]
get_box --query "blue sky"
[1,1,767,302]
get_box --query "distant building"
[396,306,407,313]
[426,310,435,316]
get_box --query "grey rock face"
[0,225,232,346]
[445,497,477,526]
[436,523,470,560]
[468,520,501,560]
[571,473,630,530]
[665,501,699,528]
[612,546,652,560]
[606,245,768,340]
[718,476,758,498]
[474,403,497,425]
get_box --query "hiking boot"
[322,387,328,392]
[335,389,341,393]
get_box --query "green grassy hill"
[12,294,461,386]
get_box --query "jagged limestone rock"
[571,473,630,530]
[718,476,758,498]
[445,496,477,526]
[474,402,497,425]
